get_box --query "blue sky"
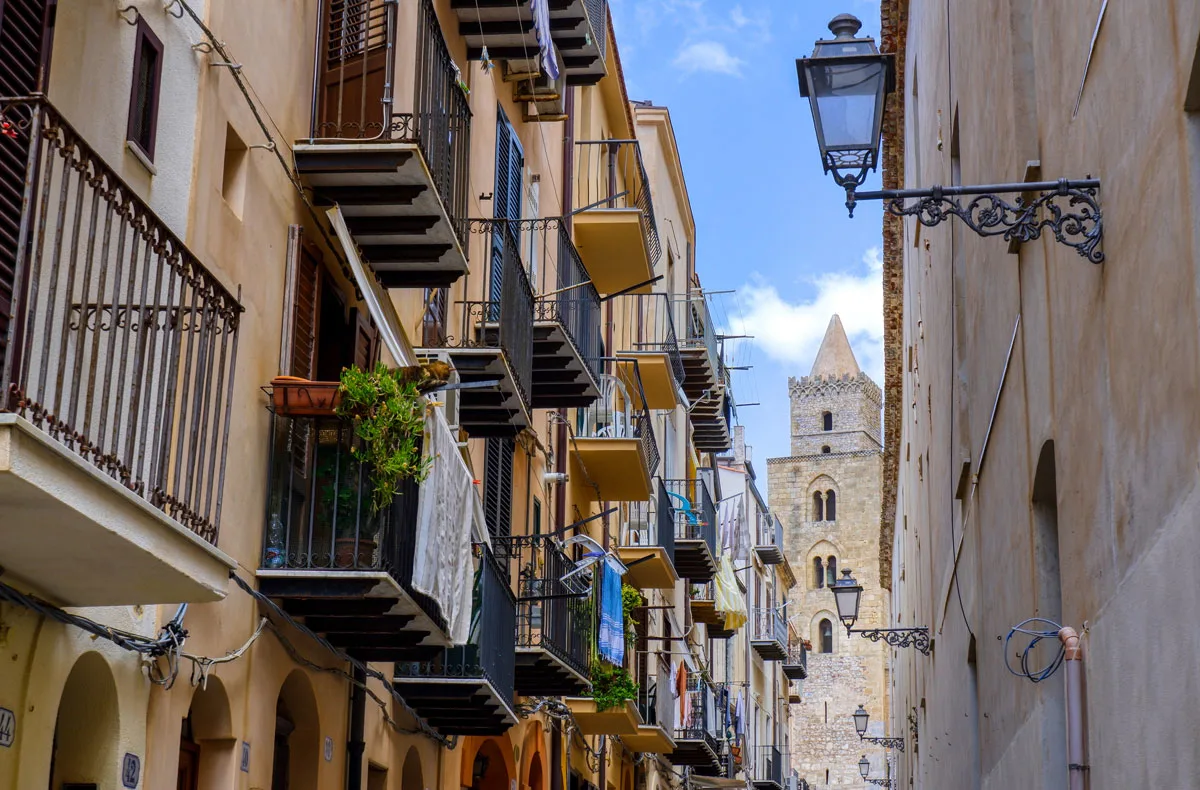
[609,0,886,497]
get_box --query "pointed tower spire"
[810,314,861,378]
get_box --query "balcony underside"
[690,598,722,626]
[552,0,606,84]
[751,639,788,662]
[258,571,449,661]
[424,347,530,436]
[516,647,591,697]
[532,321,599,408]
[671,737,720,768]
[294,143,467,287]
[620,351,680,410]
[0,415,234,606]
[565,698,642,735]
[623,725,675,754]
[679,347,717,399]
[708,623,736,640]
[616,546,678,590]
[570,439,651,501]
[754,543,783,565]
[455,0,606,86]
[753,779,782,790]
[673,538,716,582]
[390,675,517,735]
[782,662,808,681]
[690,389,731,454]
[573,210,654,295]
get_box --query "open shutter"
[490,108,524,305]
[351,307,379,370]
[289,241,322,378]
[483,437,513,540]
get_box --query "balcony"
[505,534,592,696]
[420,220,533,436]
[564,697,642,735]
[0,97,240,606]
[529,219,602,408]
[754,512,784,565]
[294,0,471,287]
[675,296,731,453]
[611,293,684,410]
[664,478,717,582]
[257,413,449,659]
[393,546,518,735]
[782,641,808,681]
[689,581,720,627]
[572,141,660,295]
[571,367,659,501]
[751,608,788,662]
[454,0,607,85]
[626,667,676,754]
[672,678,721,770]
[617,480,678,590]
[752,747,784,790]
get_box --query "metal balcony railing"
[754,747,783,787]
[0,96,243,545]
[611,292,685,385]
[785,642,808,673]
[582,0,608,61]
[675,678,720,751]
[753,608,788,646]
[530,218,602,383]
[757,511,783,549]
[421,219,534,407]
[674,294,720,372]
[574,140,661,263]
[394,545,516,699]
[576,367,660,475]
[622,478,676,561]
[664,478,717,553]
[502,533,592,680]
[689,580,715,602]
[310,0,471,241]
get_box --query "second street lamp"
[852,705,905,751]
[830,569,931,655]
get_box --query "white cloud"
[732,248,884,382]
[673,41,744,76]
[730,5,749,28]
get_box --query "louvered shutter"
[351,307,379,370]
[483,437,513,540]
[289,241,321,379]
[490,108,524,307]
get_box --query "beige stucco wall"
[886,2,1200,789]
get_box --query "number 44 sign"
[0,707,14,748]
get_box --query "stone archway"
[462,736,515,790]
[271,670,321,790]
[180,677,236,790]
[520,722,547,790]
[401,745,424,790]
[50,651,120,788]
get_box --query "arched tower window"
[826,556,837,586]
[813,557,825,589]
[825,490,837,521]
[812,491,824,522]
[819,619,833,653]
[822,412,833,431]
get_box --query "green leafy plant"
[336,363,431,513]
[316,454,359,537]
[622,584,644,645]
[590,662,639,712]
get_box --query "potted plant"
[590,662,639,712]
[270,375,342,416]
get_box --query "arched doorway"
[271,670,321,790]
[468,738,512,790]
[401,746,424,790]
[179,677,235,790]
[50,652,120,788]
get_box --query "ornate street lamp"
[852,705,906,751]
[796,14,1105,263]
[858,756,870,780]
[831,569,930,655]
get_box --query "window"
[812,491,824,522]
[126,17,163,162]
[825,490,837,521]
[813,557,824,589]
[221,124,248,218]
[822,411,833,431]
[821,446,831,454]
[826,556,837,587]
[819,619,833,654]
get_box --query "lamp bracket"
[848,178,1104,263]
[865,780,895,788]
[861,736,906,751]
[849,626,931,655]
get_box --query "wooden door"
[177,739,200,790]
[317,0,389,138]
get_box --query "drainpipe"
[347,665,366,790]
[1058,627,1087,790]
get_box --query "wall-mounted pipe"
[1059,627,1087,790]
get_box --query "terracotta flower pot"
[270,376,342,416]
[334,537,377,569]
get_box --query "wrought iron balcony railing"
[611,292,685,385]
[421,219,535,407]
[675,677,720,751]
[576,366,660,476]
[0,96,243,545]
[783,641,809,680]
[531,218,602,384]
[664,477,717,553]
[758,511,783,550]
[502,533,592,681]
[753,607,788,646]
[754,746,783,787]
[574,139,661,262]
[623,478,676,561]
[674,294,721,374]
[310,0,471,241]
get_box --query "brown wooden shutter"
[351,307,379,371]
[290,242,321,379]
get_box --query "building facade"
[769,317,888,789]
[0,3,784,790]
[881,1,1200,788]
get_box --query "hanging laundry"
[530,0,561,80]
[714,554,748,630]
[596,557,625,665]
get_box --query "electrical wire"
[1003,617,1065,683]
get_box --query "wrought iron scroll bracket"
[864,780,895,788]
[849,626,932,655]
[861,736,906,751]
[847,178,1104,264]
